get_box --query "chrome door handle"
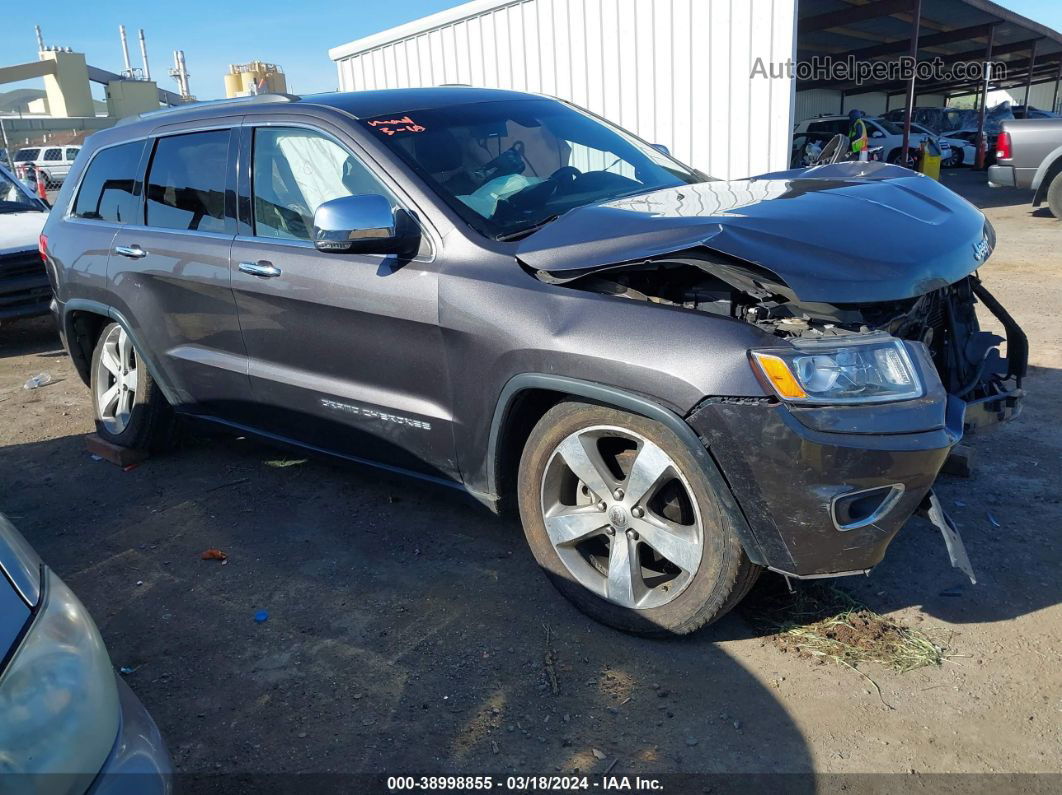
[114,245,146,259]
[238,261,282,278]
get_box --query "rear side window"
[73,141,145,223]
[43,148,61,162]
[145,130,231,233]
[15,149,39,162]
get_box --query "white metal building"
[329,0,797,180]
[330,0,1062,180]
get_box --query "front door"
[229,123,456,480]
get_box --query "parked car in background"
[0,513,172,792]
[0,162,51,325]
[945,129,998,168]
[881,106,967,134]
[793,114,945,165]
[909,122,972,167]
[12,144,81,188]
[44,88,1025,635]
[988,117,1062,219]
[1011,105,1059,120]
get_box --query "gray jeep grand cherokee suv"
[41,88,1026,635]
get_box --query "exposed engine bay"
[543,253,1028,420]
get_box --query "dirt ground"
[1,170,1060,789]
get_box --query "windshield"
[0,171,40,212]
[362,98,704,239]
[13,149,39,162]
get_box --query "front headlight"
[750,334,924,404]
[0,571,119,791]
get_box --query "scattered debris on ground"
[543,624,559,695]
[200,548,228,562]
[743,583,954,674]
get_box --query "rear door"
[229,120,456,479]
[41,148,63,183]
[108,120,253,416]
[53,139,147,313]
[65,147,81,175]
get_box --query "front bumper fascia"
[688,394,965,577]
[0,273,52,320]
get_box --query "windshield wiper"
[495,213,563,242]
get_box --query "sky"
[0,0,461,100]
[1,0,1060,102]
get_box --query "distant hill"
[0,88,47,113]
[0,87,108,115]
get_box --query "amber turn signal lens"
[750,352,808,399]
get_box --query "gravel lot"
[2,170,1060,789]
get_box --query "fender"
[1032,144,1062,203]
[60,298,181,408]
[486,373,768,566]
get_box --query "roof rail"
[117,93,300,125]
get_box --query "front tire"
[89,322,174,450]
[517,401,759,636]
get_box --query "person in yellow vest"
[848,109,869,162]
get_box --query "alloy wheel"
[539,425,704,609]
[94,325,138,435]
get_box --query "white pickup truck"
[0,163,51,324]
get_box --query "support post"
[0,118,12,170]
[974,25,996,170]
[1054,62,1062,114]
[900,0,922,167]
[1023,39,1039,112]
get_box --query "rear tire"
[517,401,759,636]
[89,322,175,450]
[1047,174,1062,220]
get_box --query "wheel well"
[66,310,109,386]
[494,388,569,512]
[1034,157,1062,206]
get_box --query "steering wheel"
[504,166,583,211]
[548,166,581,186]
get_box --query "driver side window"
[252,127,391,241]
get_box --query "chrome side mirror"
[312,194,420,257]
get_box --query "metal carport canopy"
[796,0,1062,100]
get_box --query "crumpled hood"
[0,211,47,257]
[516,162,992,303]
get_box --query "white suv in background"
[12,144,81,187]
[793,115,947,165]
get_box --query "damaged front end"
[532,250,1026,432]
[515,164,1026,579]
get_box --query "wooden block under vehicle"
[940,443,974,478]
[85,434,148,468]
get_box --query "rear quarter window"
[14,149,40,162]
[73,140,146,223]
